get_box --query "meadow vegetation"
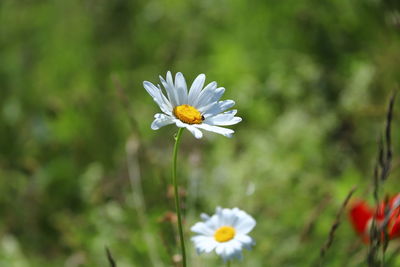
[1,0,400,266]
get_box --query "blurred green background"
[1,0,400,266]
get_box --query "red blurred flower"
[348,194,400,243]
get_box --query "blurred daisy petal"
[191,207,256,262]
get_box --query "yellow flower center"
[173,104,203,124]
[214,226,236,243]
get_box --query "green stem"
[227,260,231,267]
[172,128,186,267]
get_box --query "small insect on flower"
[191,207,256,262]
[143,71,242,139]
[349,194,400,243]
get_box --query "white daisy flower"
[191,207,256,262]
[143,71,242,139]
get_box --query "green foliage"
[1,0,400,266]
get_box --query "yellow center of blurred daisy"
[214,226,236,242]
[173,104,203,124]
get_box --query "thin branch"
[319,187,357,266]
[105,246,117,267]
[368,91,397,266]
[381,92,396,181]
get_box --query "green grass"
[1,0,400,266]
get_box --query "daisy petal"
[192,236,218,254]
[186,125,203,139]
[196,86,225,110]
[188,74,206,105]
[143,81,172,115]
[143,81,159,99]
[212,117,242,126]
[156,84,173,110]
[215,243,225,256]
[200,213,210,221]
[232,239,244,251]
[228,240,243,256]
[151,114,174,130]
[235,234,254,248]
[216,242,237,262]
[224,245,235,260]
[202,100,236,118]
[166,71,181,104]
[194,124,234,138]
[191,222,214,235]
[205,214,221,230]
[159,72,179,106]
[234,214,256,234]
[205,110,242,126]
[192,81,217,107]
[174,119,187,128]
[221,208,236,225]
[203,241,218,253]
[218,109,237,116]
[175,72,188,104]
[166,71,174,87]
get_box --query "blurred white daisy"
[143,71,242,139]
[191,207,256,262]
